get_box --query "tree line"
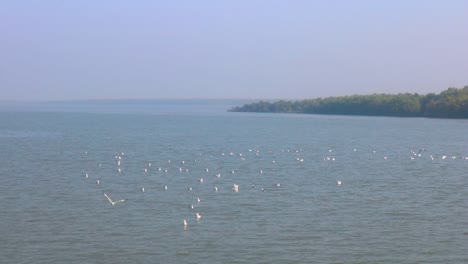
[229,86,468,118]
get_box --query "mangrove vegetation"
[229,86,468,118]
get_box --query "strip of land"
[229,86,468,119]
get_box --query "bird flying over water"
[104,193,126,206]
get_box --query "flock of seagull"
[82,147,467,230]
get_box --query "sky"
[1,0,467,101]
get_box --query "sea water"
[0,100,466,263]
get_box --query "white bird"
[197,197,201,203]
[259,170,263,174]
[164,185,168,190]
[96,180,100,185]
[141,187,145,192]
[233,184,239,192]
[85,173,89,179]
[183,219,188,228]
[148,162,151,167]
[198,178,204,183]
[104,193,125,206]
[118,168,121,173]
[337,180,342,187]
[144,168,148,173]
[196,212,202,220]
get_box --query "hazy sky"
[1,1,467,101]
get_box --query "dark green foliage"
[229,86,468,118]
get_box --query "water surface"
[0,101,466,263]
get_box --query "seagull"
[183,219,188,229]
[233,184,239,192]
[164,185,168,190]
[196,212,202,220]
[85,173,89,179]
[198,178,204,183]
[141,187,145,192]
[189,204,194,209]
[337,180,342,187]
[96,180,100,185]
[104,193,125,206]
[197,197,201,203]
[214,186,218,192]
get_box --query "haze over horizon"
[1,1,467,101]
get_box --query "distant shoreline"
[229,86,468,119]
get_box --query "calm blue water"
[0,100,467,263]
